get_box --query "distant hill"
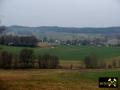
[5,26,120,34]
[4,26,120,40]
[0,26,6,34]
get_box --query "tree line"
[0,26,38,47]
[0,48,59,69]
[0,35,38,47]
[84,54,120,69]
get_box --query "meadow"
[0,45,120,90]
[0,45,120,61]
[0,69,120,90]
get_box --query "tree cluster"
[38,54,59,69]
[0,51,13,69]
[0,49,59,69]
[84,54,120,69]
[0,35,38,47]
[84,54,98,68]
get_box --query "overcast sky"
[0,0,120,27]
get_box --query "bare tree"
[0,51,13,69]
[38,54,59,69]
[19,48,34,69]
[84,54,98,68]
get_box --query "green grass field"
[0,69,119,90]
[0,45,120,61]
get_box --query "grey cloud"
[0,0,120,27]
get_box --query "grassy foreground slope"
[1,45,120,60]
[0,69,119,90]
